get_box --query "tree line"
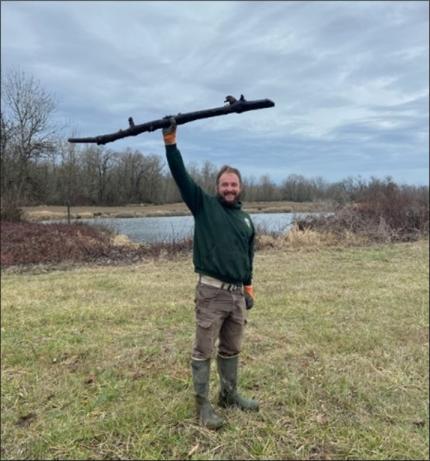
[1,70,428,215]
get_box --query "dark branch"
[68,95,275,145]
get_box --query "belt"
[199,274,243,293]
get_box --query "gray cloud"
[1,0,428,185]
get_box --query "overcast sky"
[1,0,429,185]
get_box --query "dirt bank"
[22,201,332,221]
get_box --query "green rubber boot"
[191,359,224,430]
[217,355,259,411]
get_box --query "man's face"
[217,172,241,204]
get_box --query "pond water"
[54,212,325,244]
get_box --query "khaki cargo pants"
[192,280,247,360]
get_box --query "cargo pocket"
[195,315,216,358]
[195,302,216,327]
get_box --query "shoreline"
[22,201,333,221]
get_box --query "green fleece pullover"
[166,144,254,285]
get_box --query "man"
[162,118,259,430]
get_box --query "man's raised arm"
[163,118,204,215]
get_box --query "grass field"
[1,241,429,460]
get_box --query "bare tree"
[1,70,56,216]
[258,174,278,201]
[56,140,82,205]
[200,160,218,193]
[141,155,163,203]
[80,146,114,204]
[117,149,149,203]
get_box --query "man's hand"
[244,285,255,310]
[162,117,177,145]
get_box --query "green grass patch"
[1,241,429,459]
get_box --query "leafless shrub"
[0,206,23,222]
[295,180,429,243]
[0,221,193,268]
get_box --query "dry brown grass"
[110,234,141,249]
[256,224,369,251]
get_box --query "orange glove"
[244,285,254,310]
[162,117,176,145]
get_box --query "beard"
[216,191,241,207]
